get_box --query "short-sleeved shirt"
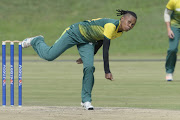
[166,0,180,28]
[78,18,123,42]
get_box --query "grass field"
[2,0,180,119]
[1,56,180,110]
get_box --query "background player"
[22,9,137,110]
[164,0,180,81]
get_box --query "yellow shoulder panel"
[104,23,116,40]
[166,0,176,10]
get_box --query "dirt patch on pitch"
[0,106,180,120]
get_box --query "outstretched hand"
[105,73,113,81]
[76,58,83,64]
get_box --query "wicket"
[2,40,22,106]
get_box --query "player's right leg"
[22,31,77,61]
[165,26,180,81]
[77,42,95,110]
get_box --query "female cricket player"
[22,9,137,110]
[164,0,180,81]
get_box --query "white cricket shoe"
[22,35,44,48]
[166,73,173,81]
[81,101,94,110]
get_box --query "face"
[120,14,136,32]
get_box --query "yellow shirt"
[166,0,180,28]
[104,23,122,40]
[78,18,123,42]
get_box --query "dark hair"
[116,9,137,19]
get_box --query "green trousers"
[166,26,180,73]
[31,25,95,103]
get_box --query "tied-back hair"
[116,9,137,19]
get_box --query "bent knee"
[43,56,56,61]
[168,49,178,53]
[84,66,95,72]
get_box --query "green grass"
[1,56,180,110]
[0,0,170,55]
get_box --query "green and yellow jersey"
[77,18,122,42]
[166,0,180,28]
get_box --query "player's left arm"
[102,23,116,80]
[103,36,113,81]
